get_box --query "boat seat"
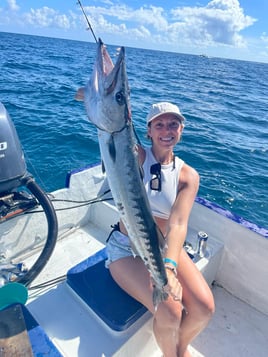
[67,248,148,332]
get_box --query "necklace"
[153,150,176,169]
[168,154,175,169]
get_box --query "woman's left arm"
[164,163,199,267]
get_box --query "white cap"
[146,102,185,126]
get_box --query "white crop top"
[143,147,184,219]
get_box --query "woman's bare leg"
[110,256,183,356]
[109,252,214,357]
[176,250,215,356]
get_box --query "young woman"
[106,102,215,357]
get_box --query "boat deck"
[25,221,268,357]
[191,285,268,357]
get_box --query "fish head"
[84,39,131,133]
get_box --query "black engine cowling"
[0,102,58,286]
[0,102,27,193]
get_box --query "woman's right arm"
[137,144,146,166]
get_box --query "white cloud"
[170,0,256,47]
[260,33,268,57]
[260,32,268,43]
[7,0,19,11]
[0,0,260,59]
[79,0,256,49]
[23,7,72,30]
[84,4,168,32]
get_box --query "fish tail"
[152,286,169,310]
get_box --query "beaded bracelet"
[163,257,178,268]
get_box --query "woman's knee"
[201,299,215,323]
[204,288,215,315]
[191,292,215,322]
[155,301,183,329]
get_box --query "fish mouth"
[97,38,126,95]
[95,38,131,133]
[82,38,131,134]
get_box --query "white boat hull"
[1,163,267,356]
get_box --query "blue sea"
[0,32,267,229]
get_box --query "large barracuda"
[79,39,168,306]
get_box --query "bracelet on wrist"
[163,257,178,268]
[164,264,177,276]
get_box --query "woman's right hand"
[164,267,183,303]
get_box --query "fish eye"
[115,91,125,105]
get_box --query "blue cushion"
[67,248,147,331]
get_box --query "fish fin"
[101,160,106,174]
[129,239,139,257]
[108,135,116,162]
[156,225,167,252]
[75,87,85,101]
[153,286,169,311]
[139,165,144,180]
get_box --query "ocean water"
[0,32,267,229]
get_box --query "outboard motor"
[0,102,58,287]
[0,102,27,193]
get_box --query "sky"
[1,0,268,63]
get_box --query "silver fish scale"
[99,127,167,290]
[84,39,168,305]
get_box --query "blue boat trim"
[68,247,108,274]
[196,196,268,238]
[67,248,148,331]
